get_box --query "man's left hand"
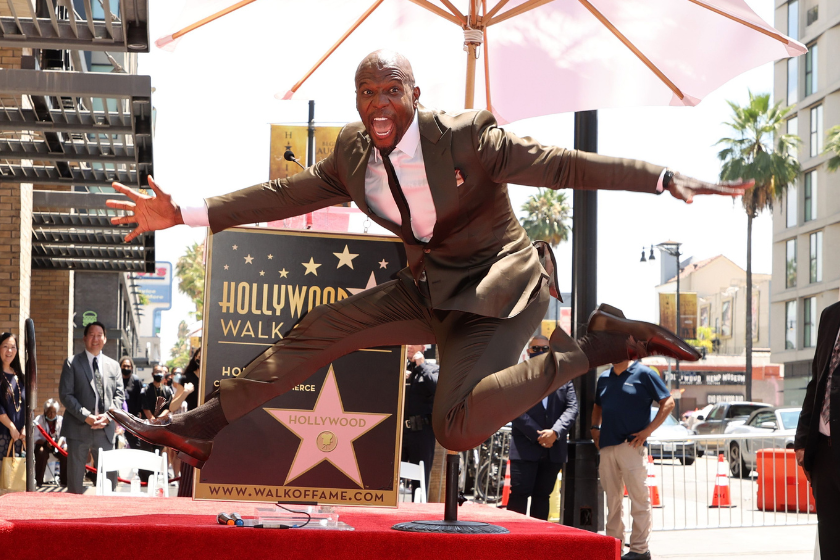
[537,429,557,448]
[629,428,652,449]
[667,173,753,204]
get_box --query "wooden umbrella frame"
[159,0,800,112]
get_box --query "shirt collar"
[85,349,101,362]
[374,111,420,161]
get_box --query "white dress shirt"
[180,112,437,242]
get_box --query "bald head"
[355,50,420,152]
[355,50,415,89]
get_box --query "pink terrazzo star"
[266,365,390,487]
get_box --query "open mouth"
[371,117,394,139]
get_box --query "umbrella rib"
[171,0,259,42]
[438,0,468,26]
[286,0,387,96]
[687,0,794,47]
[484,0,510,22]
[406,0,461,25]
[577,0,685,101]
[486,0,555,26]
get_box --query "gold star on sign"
[378,259,388,269]
[302,258,321,276]
[333,245,359,269]
[259,270,265,276]
[279,269,289,278]
[244,254,254,264]
[232,245,238,250]
[224,264,229,270]
[268,254,274,260]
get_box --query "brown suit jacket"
[207,107,664,318]
[795,301,840,472]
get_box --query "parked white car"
[724,407,801,478]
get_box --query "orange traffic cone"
[501,459,511,507]
[710,453,736,508]
[646,454,663,508]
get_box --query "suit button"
[424,248,430,254]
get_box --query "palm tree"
[717,91,800,401]
[519,189,572,246]
[823,125,840,172]
[175,241,206,321]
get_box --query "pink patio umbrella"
[154,0,805,122]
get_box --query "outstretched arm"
[107,177,184,243]
[472,110,751,203]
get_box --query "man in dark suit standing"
[402,344,439,498]
[106,50,743,468]
[795,301,840,557]
[59,321,124,494]
[508,335,578,519]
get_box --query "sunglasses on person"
[529,345,550,353]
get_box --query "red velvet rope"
[36,424,179,485]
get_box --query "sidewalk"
[649,525,817,560]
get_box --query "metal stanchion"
[392,450,509,534]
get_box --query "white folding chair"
[96,448,169,497]
[399,461,427,503]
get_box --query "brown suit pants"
[219,278,588,451]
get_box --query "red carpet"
[0,494,619,559]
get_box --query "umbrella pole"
[464,44,477,110]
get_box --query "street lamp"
[642,241,683,418]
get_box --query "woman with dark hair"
[0,332,25,458]
[177,347,201,497]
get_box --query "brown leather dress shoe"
[108,408,212,468]
[588,303,701,362]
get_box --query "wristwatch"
[656,170,674,195]
[590,425,601,431]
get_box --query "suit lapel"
[80,352,93,385]
[418,109,458,248]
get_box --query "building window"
[788,58,799,106]
[786,239,797,288]
[809,231,822,283]
[805,43,818,96]
[786,300,797,350]
[804,170,816,222]
[787,117,798,155]
[788,1,799,39]
[787,183,797,227]
[806,5,818,26]
[810,105,823,157]
[804,297,817,347]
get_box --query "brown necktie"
[381,152,419,244]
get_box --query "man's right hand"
[795,448,810,483]
[591,430,600,450]
[106,177,184,242]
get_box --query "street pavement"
[649,524,817,559]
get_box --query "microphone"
[284,149,305,170]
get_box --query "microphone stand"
[392,450,508,534]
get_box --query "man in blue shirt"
[591,360,674,560]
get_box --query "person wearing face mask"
[137,365,173,482]
[401,344,438,498]
[119,357,143,449]
[33,399,67,487]
[508,335,578,520]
